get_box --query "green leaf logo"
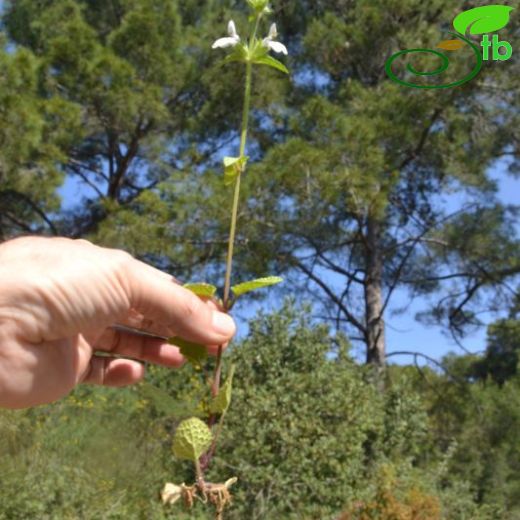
[453,5,514,35]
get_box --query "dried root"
[161,477,238,518]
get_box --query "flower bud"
[246,0,271,15]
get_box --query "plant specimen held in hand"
[160,1,289,517]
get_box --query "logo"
[385,5,514,89]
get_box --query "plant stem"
[223,60,253,305]
[195,458,204,492]
[205,406,229,463]
[211,45,254,404]
[202,14,259,477]
[210,56,251,414]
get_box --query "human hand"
[0,237,236,409]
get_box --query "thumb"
[124,258,236,346]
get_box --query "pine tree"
[201,0,520,370]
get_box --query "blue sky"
[384,161,520,363]
[59,160,520,365]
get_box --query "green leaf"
[169,337,208,368]
[172,417,212,461]
[223,156,248,186]
[139,383,202,418]
[453,5,514,35]
[184,282,217,298]
[209,365,235,414]
[247,0,270,14]
[232,276,283,298]
[253,55,289,74]
[220,44,248,66]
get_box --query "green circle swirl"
[385,32,483,89]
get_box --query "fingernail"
[212,311,236,336]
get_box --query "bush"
[0,304,515,519]
[206,303,431,519]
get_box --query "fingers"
[124,258,236,346]
[82,357,145,387]
[82,326,192,387]
[113,298,227,341]
[114,308,174,339]
[94,327,186,366]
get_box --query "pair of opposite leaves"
[438,5,514,51]
[169,277,283,366]
[141,366,235,461]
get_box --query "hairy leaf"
[253,54,289,74]
[172,418,212,461]
[232,276,283,298]
[184,282,217,298]
[209,365,235,414]
[169,337,208,367]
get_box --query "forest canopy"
[0,0,519,518]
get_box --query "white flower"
[212,20,241,49]
[262,23,288,55]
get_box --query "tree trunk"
[364,216,386,370]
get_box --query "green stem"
[223,59,253,306]
[195,458,205,492]
[222,12,261,305]
[203,14,260,477]
[205,406,229,464]
[208,59,252,446]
